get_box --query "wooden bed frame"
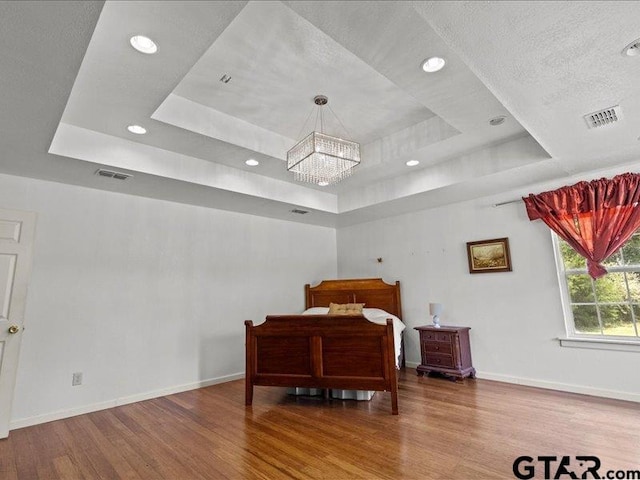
[245,278,402,415]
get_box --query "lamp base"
[432,315,441,328]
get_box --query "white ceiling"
[3,1,640,227]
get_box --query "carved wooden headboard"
[305,278,402,319]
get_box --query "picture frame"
[466,237,512,274]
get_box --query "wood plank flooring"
[1,369,639,479]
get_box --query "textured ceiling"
[2,1,640,227]
[416,1,640,174]
[172,1,437,145]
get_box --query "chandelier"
[287,95,360,186]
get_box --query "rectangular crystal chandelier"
[287,95,360,186]
[287,132,361,185]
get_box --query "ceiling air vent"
[290,209,309,215]
[95,169,132,181]
[584,105,622,129]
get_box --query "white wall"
[337,196,640,401]
[0,173,337,427]
[4,165,638,429]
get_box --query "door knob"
[8,325,19,334]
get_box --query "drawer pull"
[435,346,439,350]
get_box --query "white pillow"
[362,308,389,317]
[302,307,329,315]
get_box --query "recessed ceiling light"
[406,160,420,167]
[127,125,147,135]
[130,35,157,54]
[622,38,640,57]
[422,56,446,73]
[318,181,329,186]
[245,159,259,166]
[489,116,506,126]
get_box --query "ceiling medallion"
[286,95,361,186]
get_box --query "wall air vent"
[290,209,309,215]
[95,169,132,181]
[584,105,622,129]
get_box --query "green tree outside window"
[558,235,640,337]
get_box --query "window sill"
[558,337,640,352]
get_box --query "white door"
[0,208,36,438]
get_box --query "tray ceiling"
[2,1,639,226]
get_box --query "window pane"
[572,305,601,334]
[600,305,636,336]
[567,274,595,303]
[602,250,622,267]
[556,231,640,342]
[622,234,640,265]
[630,306,640,337]
[625,272,640,302]
[593,273,627,303]
[560,241,585,269]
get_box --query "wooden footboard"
[245,315,399,415]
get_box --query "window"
[554,231,640,341]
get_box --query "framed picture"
[466,237,512,274]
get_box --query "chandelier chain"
[295,104,316,142]
[326,104,351,139]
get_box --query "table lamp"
[429,303,443,328]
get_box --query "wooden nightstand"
[414,325,475,380]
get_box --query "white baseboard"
[476,372,640,403]
[403,363,639,403]
[13,367,638,432]
[10,372,245,431]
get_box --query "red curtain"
[523,173,640,279]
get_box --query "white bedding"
[301,307,406,368]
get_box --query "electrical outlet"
[72,372,83,386]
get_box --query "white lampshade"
[429,303,443,316]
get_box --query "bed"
[244,278,404,415]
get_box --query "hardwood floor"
[1,370,639,479]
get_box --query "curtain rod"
[492,198,523,208]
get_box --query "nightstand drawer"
[423,341,452,355]
[425,353,455,368]
[421,331,452,343]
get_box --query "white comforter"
[301,307,406,368]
